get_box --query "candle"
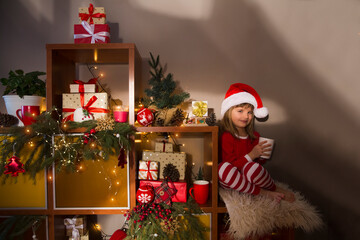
[113,105,129,123]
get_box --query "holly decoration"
[4,156,25,177]
[83,128,96,144]
[73,107,94,122]
[154,180,177,206]
[136,185,155,204]
[136,107,154,126]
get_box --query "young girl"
[218,83,295,203]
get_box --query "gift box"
[155,141,173,153]
[191,101,208,117]
[62,92,109,122]
[138,160,159,180]
[74,21,110,44]
[79,3,106,24]
[64,217,86,237]
[70,84,96,93]
[142,151,186,180]
[140,180,187,203]
[69,234,89,240]
[183,117,207,126]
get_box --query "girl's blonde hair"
[221,103,257,140]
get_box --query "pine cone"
[168,108,185,126]
[0,113,19,127]
[154,113,165,126]
[205,112,217,126]
[163,163,180,182]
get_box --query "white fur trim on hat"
[221,92,258,117]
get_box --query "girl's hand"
[248,140,272,160]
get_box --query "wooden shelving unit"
[0,44,225,239]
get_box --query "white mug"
[259,137,274,159]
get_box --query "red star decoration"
[4,156,25,177]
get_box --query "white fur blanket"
[219,183,323,240]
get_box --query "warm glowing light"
[135,139,142,143]
[95,224,101,230]
[100,73,104,77]
[29,141,34,147]
[32,113,36,116]
[113,170,116,173]
[94,66,98,70]
[48,176,52,180]
[63,123,67,128]
[146,140,149,143]
[25,128,31,134]
[91,143,96,148]
[116,181,120,185]
[206,162,213,166]
[79,165,83,170]
[111,198,114,202]
[94,49,98,62]
[175,134,179,137]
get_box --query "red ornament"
[118,147,127,168]
[136,108,154,126]
[4,156,25,177]
[154,180,177,206]
[136,185,154,204]
[109,229,127,240]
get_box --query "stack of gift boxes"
[138,141,188,203]
[62,79,108,122]
[74,3,110,44]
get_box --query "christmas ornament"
[73,107,94,122]
[163,163,180,182]
[221,83,268,118]
[0,113,19,127]
[154,180,177,205]
[4,155,25,177]
[95,116,115,131]
[136,107,154,126]
[136,185,155,204]
[168,108,185,126]
[118,147,127,168]
[109,229,127,240]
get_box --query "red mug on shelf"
[189,180,209,205]
[16,105,40,126]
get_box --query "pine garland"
[125,199,209,240]
[0,215,45,240]
[0,107,135,181]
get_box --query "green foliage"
[0,69,46,98]
[0,215,45,240]
[143,53,189,109]
[195,167,204,180]
[0,107,135,182]
[125,199,209,240]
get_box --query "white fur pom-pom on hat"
[221,83,268,118]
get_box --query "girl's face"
[231,105,254,129]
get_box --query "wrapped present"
[62,92,109,122]
[191,101,208,117]
[74,21,110,44]
[183,117,207,126]
[70,78,98,93]
[142,151,186,180]
[69,234,89,240]
[64,217,86,237]
[155,141,173,153]
[138,160,159,180]
[79,3,106,24]
[140,180,187,203]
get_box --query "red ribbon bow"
[79,4,106,24]
[73,78,98,93]
[62,92,109,122]
[139,161,157,180]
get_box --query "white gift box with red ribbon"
[138,160,159,180]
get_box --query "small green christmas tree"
[144,53,190,109]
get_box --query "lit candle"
[113,105,129,123]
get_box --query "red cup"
[16,105,40,126]
[114,111,128,122]
[189,180,209,205]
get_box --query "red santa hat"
[221,83,268,118]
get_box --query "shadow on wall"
[123,0,360,239]
[0,0,73,112]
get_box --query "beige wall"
[1,0,359,239]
